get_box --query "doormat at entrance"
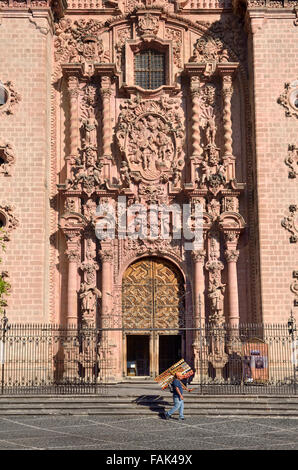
[154,359,194,390]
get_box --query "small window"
[134,49,166,90]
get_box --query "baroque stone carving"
[0,81,21,116]
[191,36,230,64]
[65,147,105,195]
[281,205,298,243]
[116,96,185,184]
[165,28,183,69]
[0,203,19,240]
[79,282,101,325]
[54,18,109,72]
[137,13,159,37]
[0,140,15,176]
[291,271,298,307]
[277,79,298,119]
[285,144,298,179]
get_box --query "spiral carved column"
[65,232,81,328]
[100,76,112,160]
[67,76,80,180]
[190,76,203,183]
[221,73,235,181]
[224,231,241,329]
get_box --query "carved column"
[100,76,112,166]
[65,75,81,181]
[192,249,207,382]
[99,244,118,381]
[192,249,206,326]
[190,76,203,183]
[65,232,81,327]
[224,232,240,328]
[221,72,235,181]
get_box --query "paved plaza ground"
[0,414,296,452]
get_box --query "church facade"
[0,0,297,382]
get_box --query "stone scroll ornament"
[0,140,15,176]
[281,205,298,243]
[277,79,298,119]
[116,96,185,186]
[285,144,298,179]
[0,81,21,116]
[54,18,110,74]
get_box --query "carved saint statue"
[208,279,225,315]
[79,282,102,319]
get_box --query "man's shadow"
[133,395,171,419]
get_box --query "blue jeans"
[167,396,184,419]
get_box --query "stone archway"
[122,257,185,377]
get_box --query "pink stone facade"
[0,0,297,380]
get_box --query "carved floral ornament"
[116,95,185,185]
[0,81,21,116]
[0,203,19,241]
[281,205,298,243]
[0,140,15,176]
[278,79,298,119]
[285,144,298,179]
[54,18,110,73]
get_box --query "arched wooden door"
[122,257,185,377]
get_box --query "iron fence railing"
[0,320,296,395]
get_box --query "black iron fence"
[0,319,296,395]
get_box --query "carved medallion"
[116,96,185,184]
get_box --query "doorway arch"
[122,257,185,377]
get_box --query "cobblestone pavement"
[0,414,296,451]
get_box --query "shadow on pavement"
[133,395,171,419]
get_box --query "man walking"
[164,372,185,421]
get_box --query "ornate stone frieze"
[0,140,15,176]
[116,95,185,185]
[165,28,183,69]
[54,18,109,75]
[115,27,132,71]
[191,36,230,66]
[137,13,159,37]
[278,79,298,119]
[65,148,105,195]
[0,81,21,116]
[281,205,298,243]
[285,144,298,178]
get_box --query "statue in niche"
[81,112,98,149]
[120,161,131,187]
[208,278,226,316]
[79,281,102,321]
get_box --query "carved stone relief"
[0,140,15,176]
[291,270,298,307]
[54,18,109,75]
[116,96,185,187]
[0,81,21,116]
[278,79,298,119]
[285,144,298,179]
[281,205,298,243]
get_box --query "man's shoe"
[179,417,185,421]
[163,412,170,420]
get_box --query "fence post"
[199,295,203,395]
[0,311,9,395]
[288,311,297,395]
